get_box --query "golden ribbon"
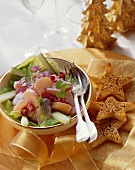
[1,125,135,170]
[0,129,98,170]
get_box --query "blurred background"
[0,0,135,75]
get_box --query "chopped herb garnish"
[55,80,69,98]
[65,75,71,82]
[56,90,67,98]
[25,76,31,83]
[56,80,63,89]
[61,83,68,91]
[24,70,34,83]
[56,80,68,90]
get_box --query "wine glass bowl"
[44,0,77,48]
[45,23,74,45]
[66,0,86,25]
[20,0,44,13]
[20,0,53,58]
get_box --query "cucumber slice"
[10,67,24,77]
[9,110,21,119]
[47,58,61,75]
[38,53,56,74]
[4,100,13,114]
[52,112,71,124]
[0,90,16,102]
[16,56,36,69]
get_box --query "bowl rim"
[0,57,92,130]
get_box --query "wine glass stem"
[55,0,61,29]
[33,11,40,50]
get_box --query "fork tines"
[64,63,80,80]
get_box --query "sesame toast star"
[91,96,135,122]
[90,63,132,101]
[91,118,125,147]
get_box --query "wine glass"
[44,0,76,47]
[66,0,86,25]
[20,0,53,58]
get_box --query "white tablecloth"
[0,0,135,75]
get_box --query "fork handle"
[80,95,91,124]
[74,93,83,122]
[80,95,98,142]
[80,95,93,127]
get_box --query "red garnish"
[58,72,65,80]
[50,75,56,82]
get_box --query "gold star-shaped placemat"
[90,63,132,101]
[91,96,135,122]
[91,118,126,147]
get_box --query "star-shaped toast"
[90,63,132,101]
[91,96,135,122]
[91,118,125,147]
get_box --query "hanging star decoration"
[90,63,132,101]
[91,96,135,122]
[91,118,126,147]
